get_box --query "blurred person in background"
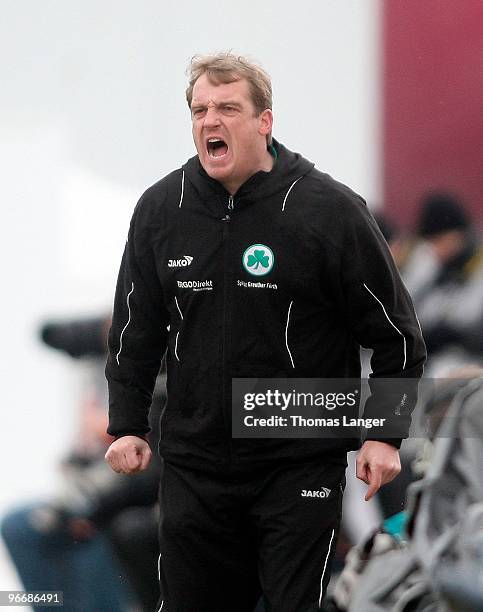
[402,193,483,376]
[1,315,163,611]
[373,213,410,270]
[327,366,483,612]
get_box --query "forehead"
[191,73,252,105]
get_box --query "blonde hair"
[186,52,273,116]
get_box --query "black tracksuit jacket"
[106,140,426,470]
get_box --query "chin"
[202,161,232,182]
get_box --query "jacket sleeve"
[105,197,169,439]
[337,196,427,447]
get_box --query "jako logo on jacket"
[168,256,193,267]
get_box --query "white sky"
[0,0,380,591]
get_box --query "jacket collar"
[182,138,314,208]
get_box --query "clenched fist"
[105,435,152,474]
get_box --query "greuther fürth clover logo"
[242,244,275,277]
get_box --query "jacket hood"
[182,138,314,206]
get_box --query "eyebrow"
[191,100,243,111]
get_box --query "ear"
[258,109,273,137]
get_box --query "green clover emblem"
[242,244,274,276]
[247,249,269,271]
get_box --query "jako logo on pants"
[168,256,193,268]
[242,244,274,276]
[301,487,331,498]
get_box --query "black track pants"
[155,458,346,612]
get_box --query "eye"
[192,108,206,118]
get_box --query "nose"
[203,105,221,127]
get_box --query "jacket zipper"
[221,198,232,462]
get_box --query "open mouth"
[206,138,229,158]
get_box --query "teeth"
[207,137,227,158]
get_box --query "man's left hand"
[356,440,401,501]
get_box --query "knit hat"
[417,193,470,237]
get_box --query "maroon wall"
[383,0,483,228]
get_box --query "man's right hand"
[105,435,152,474]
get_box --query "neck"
[223,149,275,195]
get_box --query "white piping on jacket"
[156,552,164,610]
[363,283,407,370]
[115,282,134,365]
[174,296,183,362]
[318,528,336,608]
[281,176,302,212]
[174,333,181,362]
[414,310,423,335]
[179,170,185,208]
[174,296,184,320]
[285,300,295,369]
